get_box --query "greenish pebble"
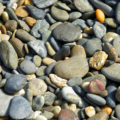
[33,55,42,67]
[69,12,82,21]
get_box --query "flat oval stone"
[86,93,106,106]
[74,0,94,13]
[32,0,58,8]
[69,12,82,21]
[20,59,36,74]
[51,6,69,21]
[0,40,18,70]
[101,63,120,82]
[9,96,32,119]
[4,74,27,94]
[53,23,81,42]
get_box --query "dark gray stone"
[4,74,27,94]
[105,0,118,6]
[9,96,32,119]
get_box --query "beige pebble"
[42,57,56,65]
[14,89,25,96]
[24,43,29,54]
[85,106,96,118]
[68,104,77,112]
[49,74,68,88]
[33,55,42,67]
[53,106,61,117]
[26,74,36,81]
[1,11,9,22]
[0,34,10,41]
[89,51,108,70]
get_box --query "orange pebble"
[101,106,112,115]
[24,0,33,5]
[96,9,105,23]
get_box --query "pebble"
[25,17,36,27]
[0,40,18,70]
[116,2,120,24]
[36,66,46,77]
[54,45,89,79]
[10,37,25,57]
[9,96,32,119]
[96,9,105,23]
[28,78,47,96]
[102,63,120,82]
[93,21,106,39]
[87,111,108,120]
[42,111,54,120]
[16,29,36,42]
[26,5,46,19]
[53,23,81,42]
[32,96,44,111]
[1,11,9,22]
[69,12,82,21]
[20,59,36,74]
[42,57,56,65]
[61,86,83,107]
[28,40,47,58]
[15,6,29,17]
[0,3,5,16]
[24,0,33,5]
[101,106,112,115]
[74,0,94,13]
[4,74,27,94]
[89,51,108,70]
[44,91,56,105]
[5,20,17,32]
[86,93,106,106]
[0,89,13,116]
[115,104,120,119]
[49,74,68,88]
[105,18,117,28]
[32,0,57,8]
[33,55,42,67]
[115,86,120,102]
[85,106,96,117]
[58,109,79,120]
[51,6,69,21]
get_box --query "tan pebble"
[85,106,96,118]
[24,0,33,5]
[0,25,7,34]
[53,106,61,117]
[14,89,25,96]
[1,11,9,22]
[33,55,42,67]
[26,74,36,81]
[12,29,17,38]
[84,27,93,34]
[24,43,29,54]
[64,57,70,60]
[25,17,36,27]
[46,42,56,56]
[89,51,108,70]
[42,57,56,65]
[15,6,29,17]
[36,115,47,120]
[17,0,25,7]
[49,74,68,88]
[18,57,24,64]
[68,104,77,112]
[0,34,10,41]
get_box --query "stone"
[4,74,27,94]
[20,59,36,74]
[103,42,118,62]
[0,3,5,15]
[28,40,47,58]
[105,0,118,6]
[42,111,54,120]
[86,93,106,106]
[58,109,79,120]
[115,86,120,102]
[26,5,46,19]
[51,6,69,21]
[61,86,83,107]
[116,2,120,24]
[69,12,82,21]
[88,79,106,95]
[101,106,112,115]
[9,96,32,119]
[106,84,117,108]
[32,0,57,8]
[2,11,9,22]
[54,45,89,79]
[85,106,96,118]
[87,111,108,120]
[33,55,42,67]
[93,22,106,39]
[89,0,114,16]
[84,38,102,56]
[53,23,81,42]
[36,66,46,77]
[89,51,108,70]
[42,57,56,65]
[5,20,17,32]
[15,6,29,17]
[105,18,117,28]
[57,2,71,11]
[10,38,25,57]
[0,89,13,117]
[16,29,36,42]
[67,77,82,86]
[101,63,120,82]
[0,34,10,41]
[32,96,44,111]
[74,0,94,13]
[49,74,68,88]
[44,92,56,105]
[0,40,18,69]
[28,78,47,96]
[115,104,120,119]
[25,17,36,27]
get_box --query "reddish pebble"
[58,109,79,120]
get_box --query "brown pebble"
[17,0,25,7]
[42,57,56,65]
[0,25,7,34]
[24,43,29,54]
[25,17,36,27]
